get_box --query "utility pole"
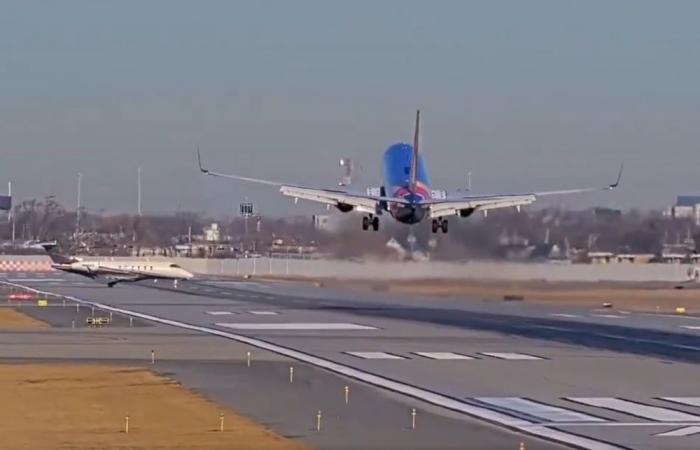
[7,182,14,242]
[76,172,82,237]
[137,167,142,216]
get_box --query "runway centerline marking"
[0,280,625,450]
[247,311,278,315]
[548,313,581,319]
[566,398,700,422]
[217,323,377,331]
[206,311,236,316]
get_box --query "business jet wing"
[197,150,410,214]
[427,165,623,219]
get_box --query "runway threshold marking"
[654,426,700,437]
[0,280,625,450]
[480,352,544,361]
[413,352,474,360]
[217,323,377,331]
[345,352,407,360]
[659,397,700,408]
[471,398,607,424]
[566,398,700,422]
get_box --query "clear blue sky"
[1,1,699,215]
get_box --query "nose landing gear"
[431,218,448,234]
[362,215,379,231]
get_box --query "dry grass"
[0,308,48,330]
[0,364,309,450]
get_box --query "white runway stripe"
[480,352,543,360]
[680,326,700,330]
[473,398,606,423]
[345,352,406,360]
[591,314,626,319]
[247,311,278,315]
[217,322,377,330]
[549,313,580,319]
[659,397,700,407]
[566,398,700,422]
[655,426,700,437]
[206,311,236,316]
[8,278,66,282]
[413,352,474,360]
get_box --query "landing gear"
[432,219,448,234]
[362,216,379,231]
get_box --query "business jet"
[199,111,621,233]
[45,250,193,288]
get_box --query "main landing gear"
[362,215,379,231]
[431,218,448,234]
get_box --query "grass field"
[0,364,309,450]
[0,308,48,330]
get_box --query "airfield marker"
[151,349,155,364]
[316,410,322,432]
[411,408,417,430]
[289,366,294,383]
[246,351,251,367]
[125,415,129,434]
[344,385,350,404]
[219,412,224,432]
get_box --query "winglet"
[196,146,209,174]
[608,163,624,189]
[409,109,420,191]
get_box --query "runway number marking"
[566,398,700,422]
[472,398,606,423]
[480,352,543,361]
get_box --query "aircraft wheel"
[362,216,369,231]
[441,219,449,234]
[431,219,439,233]
[372,217,379,231]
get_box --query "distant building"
[203,223,221,242]
[667,195,700,225]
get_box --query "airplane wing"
[427,165,623,219]
[197,150,410,214]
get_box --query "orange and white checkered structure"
[0,258,54,272]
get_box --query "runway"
[7,272,700,450]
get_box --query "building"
[667,195,700,225]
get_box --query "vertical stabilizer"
[410,109,420,191]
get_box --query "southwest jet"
[199,111,621,233]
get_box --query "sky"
[1,1,700,216]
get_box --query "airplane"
[44,249,194,288]
[198,110,622,233]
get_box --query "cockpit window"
[169,264,181,268]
